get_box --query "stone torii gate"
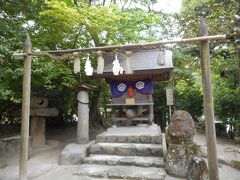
[14,19,228,180]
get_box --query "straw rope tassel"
[97,51,104,74]
[125,51,133,74]
[73,52,80,74]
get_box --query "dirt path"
[194,132,240,167]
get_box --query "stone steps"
[96,134,162,144]
[96,125,162,144]
[75,164,166,180]
[81,126,166,179]
[83,154,164,168]
[89,142,164,157]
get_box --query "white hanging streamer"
[73,52,80,74]
[112,54,123,75]
[84,54,93,76]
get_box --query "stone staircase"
[79,125,166,179]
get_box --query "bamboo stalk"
[12,34,227,57]
[199,18,219,180]
[19,34,32,180]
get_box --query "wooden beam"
[12,34,227,57]
[19,34,32,180]
[199,18,219,180]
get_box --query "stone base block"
[165,143,198,178]
[58,141,94,165]
[0,136,32,157]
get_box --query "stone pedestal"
[30,117,45,147]
[77,90,89,144]
[165,143,198,177]
[165,110,197,178]
[30,96,58,148]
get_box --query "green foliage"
[171,45,203,119]
[180,0,240,136]
[0,0,239,137]
[0,0,162,124]
[180,0,239,37]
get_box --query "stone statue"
[165,110,198,178]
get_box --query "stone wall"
[0,136,32,156]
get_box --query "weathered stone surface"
[76,164,166,180]
[30,107,59,117]
[140,135,151,143]
[115,145,136,156]
[89,142,163,157]
[127,136,140,143]
[105,135,117,143]
[231,160,240,170]
[30,97,48,108]
[0,136,32,156]
[31,117,46,148]
[165,143,198,178]
[168,110,195,144]
[89,143,103,154]
[96,134,162,144]
[119,156,137,165]
[151,136,162,144]
[187,156,208,180]
[95,134,105,142]
[59,142,94,165]
[81,126,164,179]
[117,136,127,143]
[84,154,164,168]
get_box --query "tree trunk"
[89,88,103,127]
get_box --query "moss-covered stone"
[231,160,240,170]
[165,143,198,177]
[0,163,8,169]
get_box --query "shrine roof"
[92,49,173,81]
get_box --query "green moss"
[0,163,8,169]
[233,160,240,170]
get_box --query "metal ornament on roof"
[84,54,93,76]
[112,54,123,75]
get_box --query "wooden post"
[199,18,219,180]
[19,34,32,180]
[77,90,89,144]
